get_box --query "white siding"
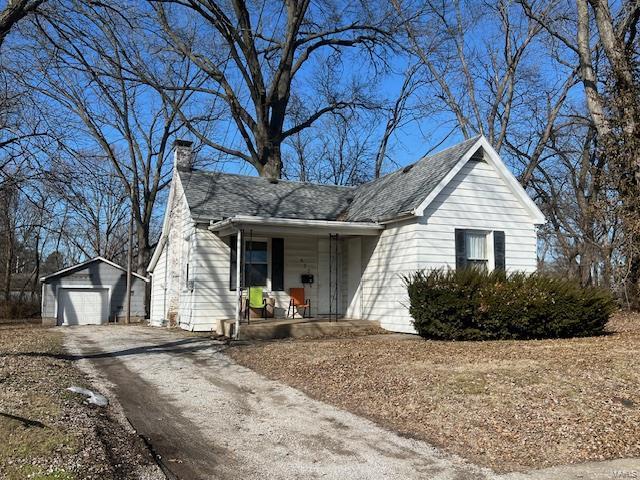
[149,246,168,323]
[188,233,321,331]
[188,228,236,331]
[360,158,538,334]
[361,219,418,333]
[271,236,319,317]
[417,159,538,272]
[344,237,363,318]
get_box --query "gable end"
[414,137,545,225]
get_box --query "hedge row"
[404,269,615,340]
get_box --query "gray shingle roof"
[344,136,481,221]
[179,136,481,224]
[179,171,355,222]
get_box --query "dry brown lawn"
[228,312,640,473]
[0,323,159,480]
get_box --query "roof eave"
[209,215,383,237]
[147,235,168,273]
[40,256,149,283]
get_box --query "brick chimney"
[173,139,193,172]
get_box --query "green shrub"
[404,269,615,340]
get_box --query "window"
[229,237,285,290]
[244,241,268,286]
[465,231,488,270]
[456,229,496,271]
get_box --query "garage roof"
[40,256,149,282]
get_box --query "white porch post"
[234,229,242,339]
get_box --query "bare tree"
[26,1,198,273]
[374,63,424,178]
[0,0,54,189]
[520,0,640,302]
[283,110,375,185]
[48,156,129,262]
[530,123,619,286]
[393,0,637,298]
[151,0,398,178]
[0,178,17,300]
[0,0,46,48]
[391,0,578,205]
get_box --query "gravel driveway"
[63,326,638,480]
[63,325,496,480]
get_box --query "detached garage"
[40,257,148,326]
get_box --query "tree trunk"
[257,143,283,179]
[629,256,640,309]
[136,225,150,275]
[136,222,153,320]
[3,229,13,302]
[576,0,610,138]
[579,244,594,287]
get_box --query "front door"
[317,237,340,315]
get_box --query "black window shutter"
[272,238,284,291]
[455,229,467,270]
[494,231,506,271]
[230,235,237,291]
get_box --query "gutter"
[377,210,416,225]
[208,215,384,232]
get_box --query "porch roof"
[209,215,383,237]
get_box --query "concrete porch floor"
[222,317,382,341]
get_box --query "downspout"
[234,229,242,339]
[148,272,153,321]
[40,282,45,321]
[188,229,196,331]
[163,243,168,326]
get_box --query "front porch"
[209,215,383,339]
[221,316,383,341]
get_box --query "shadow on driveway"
[1,336,224,361]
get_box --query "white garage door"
[57,288,108,325]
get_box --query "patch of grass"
[34,471,76,480]
[0,324,161,479]
[447,373,488,395]
[0,325,85,478]
[0,415,78,461]
[4,464,75,480]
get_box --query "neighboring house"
[148,136,545,334]
[41,257,148,326]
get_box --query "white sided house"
[148,136,545,334]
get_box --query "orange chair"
[287,288,311,318]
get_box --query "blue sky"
[188,0,581,182]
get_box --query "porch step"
[224,318,382,341]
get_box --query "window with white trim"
[456,229,495,271]
[465,231,488,270]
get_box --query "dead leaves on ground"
[228,314,640,473]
